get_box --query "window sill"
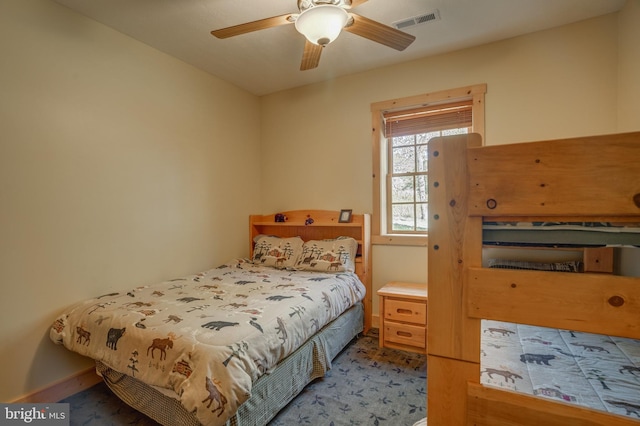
[372,234,428,247]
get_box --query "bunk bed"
[50,210,371,426]
[426,132,640,425]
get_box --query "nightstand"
[377,281,428,354]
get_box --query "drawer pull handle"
[396,308,413,315]
[397,331,413,338]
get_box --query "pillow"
[252,235,304,269]
[295,237,359,273]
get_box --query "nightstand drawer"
[384,322,426,349]
[378,281,428,354]
[385,299,427,325]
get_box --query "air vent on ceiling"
[392,10,440,30]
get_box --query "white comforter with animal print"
[481,319,640,419]
[50,259,365,425]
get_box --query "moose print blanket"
[50,259,366,426]
[481,320,640,419]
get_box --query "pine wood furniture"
[427,132,640,426]
[378,281,428,354]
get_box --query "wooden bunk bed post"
[427,133,483,425]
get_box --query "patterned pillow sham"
[252,235,304,268]
[294,237,358,273]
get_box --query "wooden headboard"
[250,210,372,333]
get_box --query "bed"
[50,210,371,426]
[426,132,640,425]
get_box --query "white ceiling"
[52,0,626,96]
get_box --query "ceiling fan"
[211,0,416,71]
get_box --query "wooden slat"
[344,14,415,51]
[348,0,369,8]
[300,40,322,71]
[371,84,486,113]
[427,134,483,361]
[250,209,365,225]
[466,132,640,217]
[467,383,640,426]
[583,247,614,273]
[427,355,478,426]
[484,215,640,223]
[467,267,640,339]
[211,14,293,39]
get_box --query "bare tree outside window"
[388,128,468,233]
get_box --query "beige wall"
[617,0,640,277]
[260,11,639,321]
[0,0,261,402]
[618,0,640,131]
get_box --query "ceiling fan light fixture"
[295,5,349,46]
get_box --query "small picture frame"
[339,209,353,223]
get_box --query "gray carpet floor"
[61,329,427,425]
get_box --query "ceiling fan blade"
[300,40,323,71]
[347,0,369,8]
[344,13,415,51]
[211,14,293,39]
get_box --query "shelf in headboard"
[250,210,369,248]
[251,221,361,227]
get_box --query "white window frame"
[370,84,486,246]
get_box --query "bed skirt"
[96,302,364,426]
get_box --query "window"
[371,85,486,245]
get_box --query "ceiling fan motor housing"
[295,4,350,46]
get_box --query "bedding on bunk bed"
[481,319,640,419]
[480,256,640,420]
[483,221,640,247]
[50,249,366,426]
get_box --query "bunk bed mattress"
[481,319,640,418]
[50,259,366,426]
[483,222,640,247]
